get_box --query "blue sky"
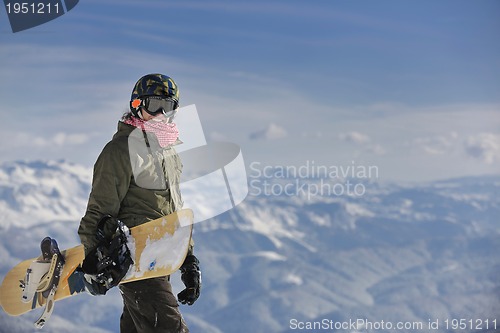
[0,0,499,181]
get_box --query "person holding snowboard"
[78,73,201,333]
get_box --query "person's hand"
[177,255,201,305]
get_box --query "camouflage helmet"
[131,73,179,100]
[130,73,179,104]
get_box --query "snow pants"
[119,276,189,333]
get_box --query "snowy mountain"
[0,160,499,333]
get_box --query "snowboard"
[0,209,193,323]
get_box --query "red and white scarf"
[124,117,179,148]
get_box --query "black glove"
[81,215,133,296]
[177,254,201,305]
[83,271,109,296]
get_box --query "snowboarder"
[78,73,201,333]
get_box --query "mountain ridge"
[0,160,498,333]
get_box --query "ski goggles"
[131,96,178,118]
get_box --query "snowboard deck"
[0,209,193,317]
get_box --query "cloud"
[249,123,287,140]
[366,144,386,155]
[339,131,371,145]
[413,132,459,155]
[0,131,95,150]
[34,132,92,147]
[338,131,385,155]
[464,133,500,164]
[412,132,500,164]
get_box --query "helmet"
[130,74,179,117]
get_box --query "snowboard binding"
[20,237,65,329]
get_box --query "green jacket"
[78,121,188,255]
